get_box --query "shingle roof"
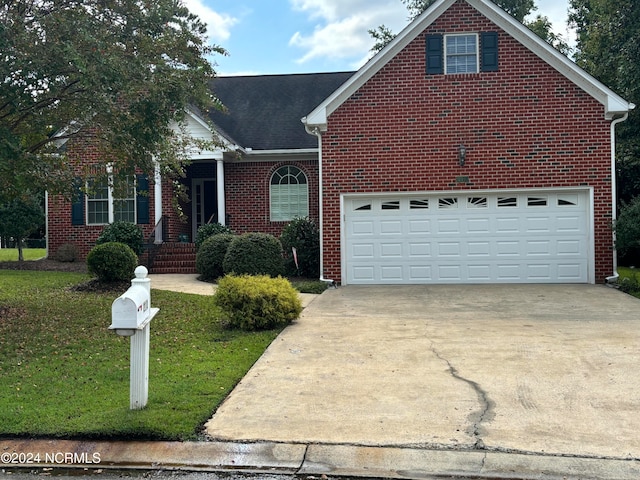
[208,72,354,151]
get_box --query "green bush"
[214,275,303,330]
[86,242,138,282]
[196,233,235,281]
[223,232,284,277]
[96,221,144,256]
[280,216,320,277]
[616,197,640,265]
[195,223,233,251]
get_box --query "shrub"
[86,242,138,282]
[195,223,233,251]
[280,216,320,278]
[54,243,79,262]
[223,233,284,277]
[96,221,144,256]
[214,275,302,330]
[196,233,235,281]
[616,197,640,266]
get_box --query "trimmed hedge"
[223,232,284,277]
[196,233,236,281]
[213,275,303,330]
[195,223,233,251]
[96,221,144,256]
[86,242,138,282]
[280,216,320,278]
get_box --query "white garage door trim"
[340,188,594,285]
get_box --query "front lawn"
[0,248,46,261]
[0,271,283,440]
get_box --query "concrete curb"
[2,439,640,479]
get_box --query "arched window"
[270,165,309,221]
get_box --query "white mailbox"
[109,266,159,409]
[110,285,151,332]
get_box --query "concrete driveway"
[205,284,640,461]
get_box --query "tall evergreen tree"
[570,0,640,203]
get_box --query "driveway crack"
[430,343,494,449]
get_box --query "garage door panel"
[380,243,403,257]
[409,242,431,256]
[345,191,589,284]
[467,218,491,233]
[380,220,402,235]
[352,243,374,259]
[438,242,461,257]
[352,221,374,235]
[438,219,461,234]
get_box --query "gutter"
[606,110,632,284]
[303,121,336,287]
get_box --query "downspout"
[304,122,336,287]
[606,112,630,284]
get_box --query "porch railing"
[143,215,168,272]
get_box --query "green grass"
[0,248,46,261]
[0,271,283,440]
[618,266,640,299]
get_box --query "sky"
[183,0,574,77]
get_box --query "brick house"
[47,0,634,284]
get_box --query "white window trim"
[86,174,137,226]
[444,33,479,75]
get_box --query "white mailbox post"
[109,266,159,410]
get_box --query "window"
[381,200,400,210]
[426,32,498,75]
[410,199,429,209]
[86,175,137,225]
[527,196,548,207]
[439,197,459,209]
[445,34,478,74]
[497,197,517,207]
[270,165,309,221]
[467,197,488,208]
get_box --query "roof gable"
[303,0,633,128]
[208,72,354,151]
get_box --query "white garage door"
[344,190,591,284]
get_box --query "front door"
[192,178,217,241]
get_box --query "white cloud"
[183,0,239,42]
[288,0,408,65]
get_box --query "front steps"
[146,242,197,274]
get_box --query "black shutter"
[481,32,499,72]
[136,174,150,224]
[426,34,444,75]
[71,178,84,225]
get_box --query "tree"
[0,196,45,262]
[0,0,225,205]
[369,0,566,54]
[569,0,640,205]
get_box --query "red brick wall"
[47,147,320,259]
[320,0,614,283]
[224,160,320,237]
[47,132,156,260]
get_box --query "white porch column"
[216,159,226,226]
[154,161,163,243]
